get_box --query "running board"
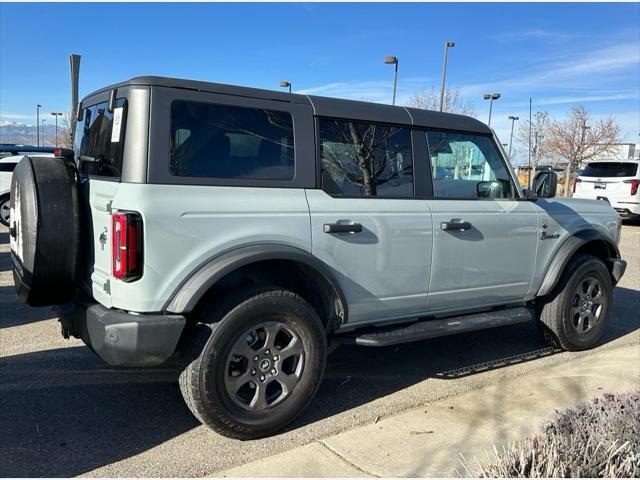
[341,307,534,347]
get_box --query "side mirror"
[532,171,558,198]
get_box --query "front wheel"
[537,253,612,351]
[178,286,327,439]
[0,194,9,227]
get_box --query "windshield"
[580,162,638,178]
[74,98,127,178]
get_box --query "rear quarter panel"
[109,184,311,312]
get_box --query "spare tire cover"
[10,156,80,306]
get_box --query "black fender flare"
[537,229,620,297]
[164,243,348,321]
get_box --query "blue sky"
[1,2,639,156]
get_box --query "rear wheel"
[178,286,327,439]
[0,194,9,227]
[537,254,612,351]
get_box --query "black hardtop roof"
[84,76,490,134]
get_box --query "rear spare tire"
[9,156,80,306]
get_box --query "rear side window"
[75,99,127,178]
[426,130,515,199]
[581,162,638,178]
[319,118,413,197]
[170,100,294,180]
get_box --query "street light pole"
[51,112,63,147]
[483,93,501,125]
[439,41,455,112]
[383,56,398,105]
[279,81,292,93]
[36,104,42,146]
[508,115,519,158]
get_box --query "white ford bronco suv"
[9,77,626,439]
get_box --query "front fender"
[537,229,620,297]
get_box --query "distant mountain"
[0,121,67,147]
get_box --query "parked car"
[9,77,626,439]
[0,146,57,226]
[573,160,640,218]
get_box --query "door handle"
[323,222,363,234]
[441,219,472,231]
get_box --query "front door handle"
[441,219,472,231]
[323,222,363,234]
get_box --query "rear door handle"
[323,222,363,234]
[441,219,472,231]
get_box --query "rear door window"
[170,100,294,180]
[580,162,638,178]
[319,118,414,197]
[75,99,127,178]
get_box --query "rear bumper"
[573,193,640,215]
[614,206,640,217]
[57,302,186,367]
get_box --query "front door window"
[426,131,515,199]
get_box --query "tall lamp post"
[508,115,519,158]
[383,56,398,105]
[36,104,42,146]
[279,81,292,93]
[439,41,455,112]
[51,112,63,147]
[483,93,501,125]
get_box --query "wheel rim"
[224,320,305,411]
[0,199,9,224]
[569,275,604,334]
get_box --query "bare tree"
[55,112,74,149]
[322,120,402,196]
[548,106,621,197]
[405,86,476,116]
[515,111,551,183]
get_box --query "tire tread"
[177,285,325,439]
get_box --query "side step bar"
[340,307,534,347]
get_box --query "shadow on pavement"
[621,217,640,227]
[296,285,639,429]
[1,287,638,476]
[1,286,56,328]
[0,347,198,477]
[2,199,638,479]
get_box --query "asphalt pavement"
[1,222,638,477]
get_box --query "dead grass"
[459,391,640,477]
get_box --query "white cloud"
[0,112,34,122]
[490,28,577,42]
[296,77,434,104]
[500,91,640,109]
[458,41,640,98]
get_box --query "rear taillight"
[573,178,581,193]
[624,179,640,196]
[112,211,143,281]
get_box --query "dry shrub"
[460,391,640,477]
